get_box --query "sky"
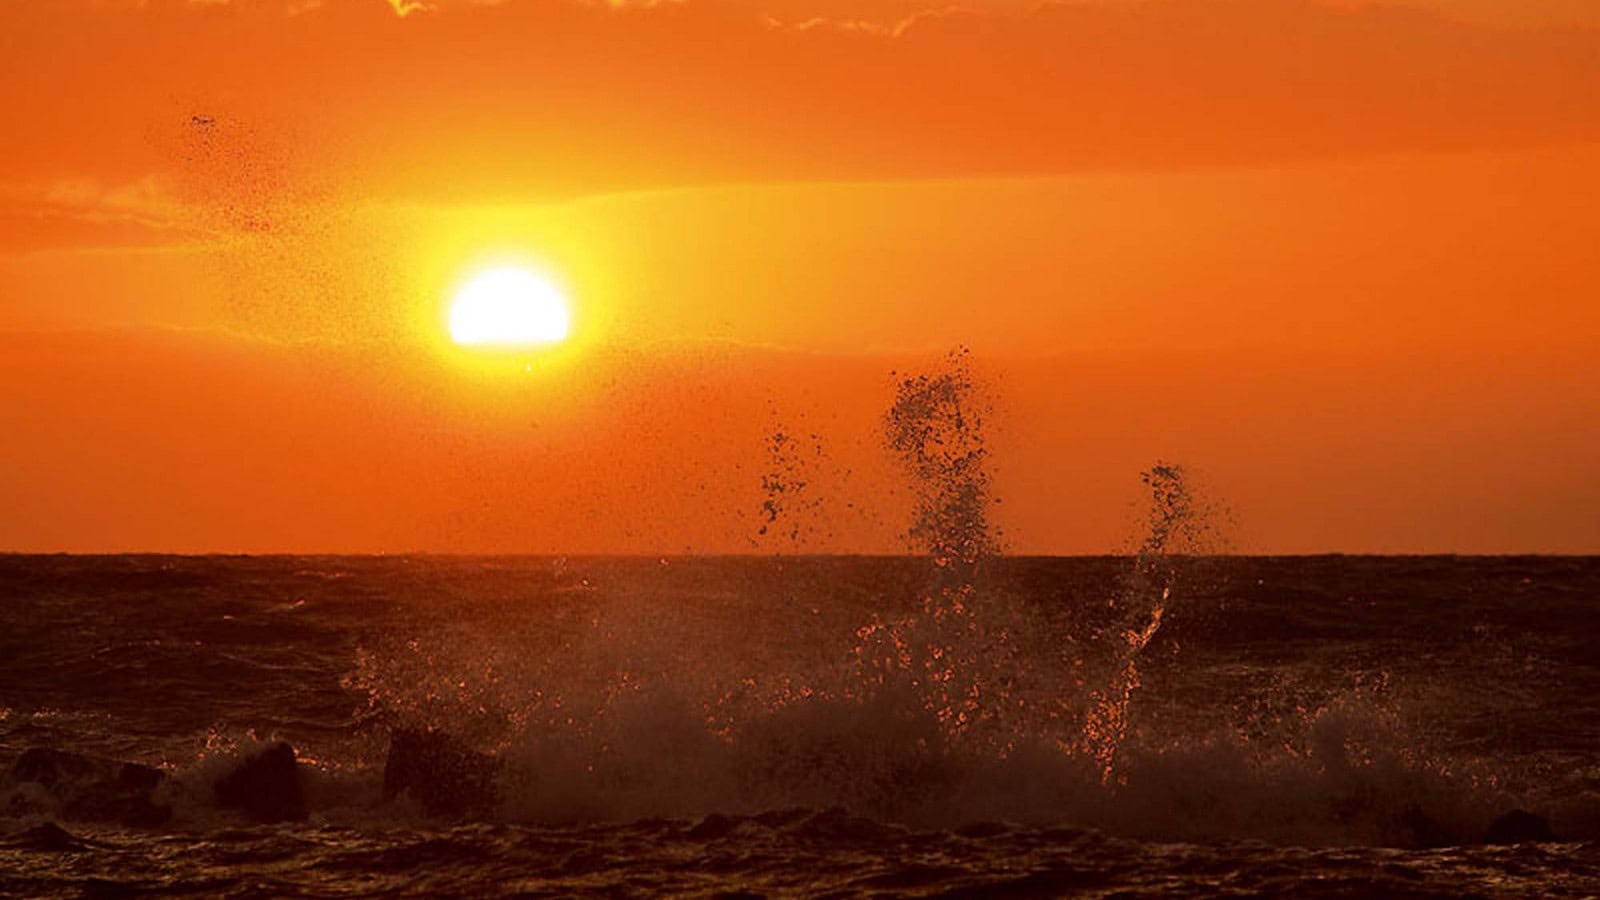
[1,0,1597,554]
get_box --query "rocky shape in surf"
[2,821,92,852]
[213,741,307,823]
[1484,809,1554,845]
[383,727,501,817]
[6,747,171,827]
[1386,804,1456,849]
[685,813,741,841]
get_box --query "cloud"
[0,177,215,252]
[2,0,1596,206]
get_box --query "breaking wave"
[295,351,1552,847]
[0,353,1585,856]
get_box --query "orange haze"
[1,0,1597,554]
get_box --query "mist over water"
[313,352,1555,848]
[337,350,1225,827]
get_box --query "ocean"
[2,553,1598,897]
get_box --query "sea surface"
[2,554,1599,897]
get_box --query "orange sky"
[1,0,1597,554]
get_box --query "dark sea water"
[2,554,1599,897]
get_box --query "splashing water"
[1082,463,1215,781]
[754,427,829,549]
[856,354,1217,779]
[344,350,1229,824]
[883,348,998,575]
[6,555,1575,848]
[850,348,1027,755]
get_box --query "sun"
[448,267,571,348]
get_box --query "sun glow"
[449,267,571,347]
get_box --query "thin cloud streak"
[3,0,1597,206]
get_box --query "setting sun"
[5,0,1600,895]
[448,267,570,348]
